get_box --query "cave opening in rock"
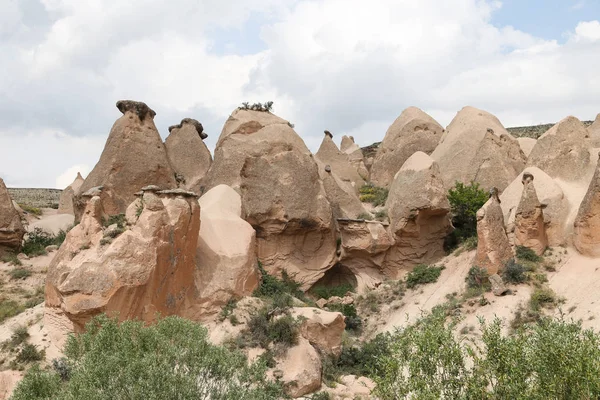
[311,263,358,290]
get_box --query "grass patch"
[16,343,44,363]
[357,212,372,220]
[8,267,32,280]
[0,300,25,323]
[516,245,543,263]
[1,253,22,266]
[18,204,42,216]
[359,184,389,207]
[102,213,126,228]
[311,283,353,300]
[22,228,66,257]
[253,262,309,303]
[502,259,527,284]
[406,264,443,289]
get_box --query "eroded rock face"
[527,116,591,181]
[275,337,322,398]
[371,107,444,188]
[514,173,548,255]
[431,106,526,192]
[0,178,25,255]
[574,155,600,256]
[291,307,345,356]
[45,187,200,332]
[589,114,600,147]
[383,152,451,278]
[58,172,84,215]
[315,133,365,190]
[165,118,212,192]
[517,137,537,158]
[317,160,367,219]
[475,189,513,275]
[340,135,370,180]
[75,100,176,220]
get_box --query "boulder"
[516,137,536,158]
[370,107,444,188]
[587,113,600,147]
[317,160,367,219]
[489,274,508,296]
[165,118,212,192]
[291,307,345,356]
[184,185,259,320]
[383,152,452,278]
[275,337,322,398]
[514,173,548,255]
[500,167,568,246]
[527,116,591,181]
[574,154,600,256]
[315,132,365,190]
[0,178,25,256]
[475,189,513,275]
[75,100,176,220]
[58,172,84,215]
[45,187,200,331]
[431,106,526,192]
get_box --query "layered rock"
[383,152,451,278]
[165,118,212,192]
[0,178,25,255]
[527,116,591,181]
[587,113,600,147]
[517,137,536,158]
[431,106,526,192]
[315,132,365,190]
[574,154,600,256]
[45,186,200,332]
[75,100,176,220]
[202,109,337,288]
[514,173,548,255]
[291,307,345,356]
[475,189,513,275]
[370,107,444,188]
[58,172,84,215]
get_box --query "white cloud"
[55,165,89,189]
[572,20,600,42]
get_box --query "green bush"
[19,204,42,216]
[327,303,362,332]
[1,253,22,266]
[102,213,126,228]
[0,300,25,323]
[516,245,543,262]
[466,266,490,290]
[311,283,353,300]
[8,267,32,280]
[244,306,300,349]
[253,262,307,302]
[445,181,488,250]
[406,264,443,289]
[16,343,44,363]
[22,228,66,257]
[502,259,527,284]
[12,314,284,400]
[530,286,557,311]
[359,184,389,206]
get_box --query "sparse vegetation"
[238,101,274,112]
[0,300,25,323]
[102,213,126,229]
[516,245,543,263]
[311,283,353,300]
[2,252,22,266]
[253,262,308,303]
[219,299,237,322]
[357,212,372,220]
[374,209,388,221]
[8,267,32,280]
[16,343,44,363]
[502,259,527,284]
[327,303,362,332]
[22,228,66,257]
[445,181,488,250]
[359,184,389,206]
[405,264,443,289]
[18,203,42,216]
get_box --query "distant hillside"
[8,188,62,208]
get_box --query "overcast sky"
[1,0,599,189]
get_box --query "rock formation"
[45,186,200,333]
[527,116,591,181]
[340,135,356,152]
[514,173,548,255]
[291,307,345,356]
[58,172,84,215]
[340,135,370,180]
[431,106,526,192]
[587,113,600,147]
[202,109,337,289]
[370,107,444,188]
[475,188,513,275]
[0,178,25,256]
[317,160,367,219]
[315,132,365,190]
[75,100,176,220]
[165,118,212,193]
[383,152,452,277]
[275,337,322,397]
[574,154,600,256]
[516,137,536,158]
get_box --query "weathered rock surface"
[383,152,451,277]
[58,172,84,215]
[574,155,600,256]
[514,173,548,255]
[75,100,176,220]
[527,116,591,181]
[370,107,444,188]
[340,135,357,153]
[0,178,25,255]
[340,136,370,180]
[517,137,537,158]
[587,114,600,147]
[315,133,365,190]
[0,370,23,400]
[431,106,526,192]
[489,274,508,296]
[291,307,345,356]
[275,337,322,398]
[476,189,513,275]
[317,160,367,219]
[165,118,212,192]
[28,214,74,236]
[45,187,200,332]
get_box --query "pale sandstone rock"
[45,245,59,253]
[58,172,84,215]
[0,178,25,256]
[276,337,322,398]
[384,152,451,278]
[75,100,176,220]
[0,370,23,400]
[489,274,508,296]
[340,135,356,152]
[589,113,600,147]
[317,159,367,219]
[291,307,345,356]
[517,137,537,158]
[371,107,444,188]
[476,190,513,275]
[315,133,365,190]
[165,118,212,193]
[527,116,591,181]
[574,154,600,256]
[431,106,526,192]
[514,173,548,255]
[28,214,74,236]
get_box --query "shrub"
[311,283,353,300]
[244,306,300,349]
[466,266,490,290]
[19,204,42,216]
[253,262,308,303]
[502,259,527,284]
[327,303,362,332]
[12,314,285,400]
[406,264,443,289]
[530,286,557,311]
[102,213,126,229]
[10,325,30,347]
[0,300,25,323]
[22,228,66,257]
[359,184,389,206]
[1,253,22,266]
[356,212,372,220]
[445,181,488,249]
[16,343,44,363]
[374,209,388,221]
[219,299,237,322]
[516,245,543,262]
[9,267,32,280]
[310,391,331,400]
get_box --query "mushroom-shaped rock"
[527,116,591,181]
[316,159,367,219]
[58,172,84,215]
[315,132,365,190]
[588,114,600,147]
[45,189,200,333]
[371,107,444,188]
[383,152,452,278]
[184,185,259,320]
[291,307,345,356]
[574,155,600,256]
[0,178,25,256]
[517,137,537,158]
[514,173,548,255]
[431,106,526,192]
[340,135,356,152]
[75,101,176,220]
[475,189,513,275]
[275,337,322,398]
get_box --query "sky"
[0,0,599,189]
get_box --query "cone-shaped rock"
[0,178,25,255]
[315,132,365,189]
[588,113,600,147]
[514,173,548,255]
[340,135,369,180]
[527,116,591,181]
[165,118,212,193]
[58,172,84,215]
[431,106,526,192]
[517,137,536,158]
[475,188,513,275]
[371,107,444,188]
[316,160,367,219]
[340,135,356,152]
[383,152,451,277]
[75,101,176,219]
[574,154,600,256]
